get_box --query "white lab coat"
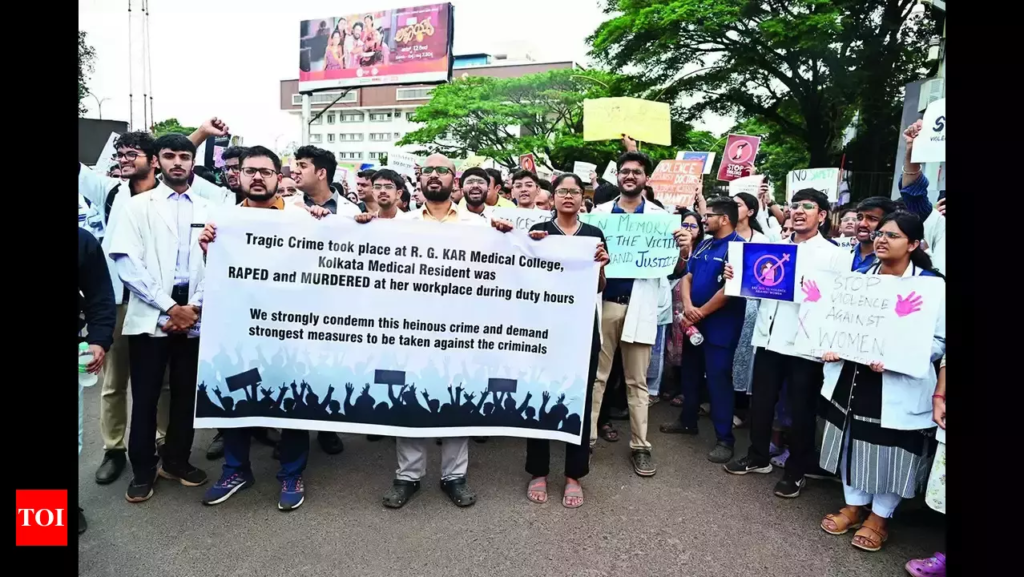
[593,197,672,345]
[107,183,209,337]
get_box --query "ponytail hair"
[876,211,945,279]
[734,192,764,234]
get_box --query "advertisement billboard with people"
[298,3,454,92]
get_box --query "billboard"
[298,3,454,92]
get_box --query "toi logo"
[15,490,68,546]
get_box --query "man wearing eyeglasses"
[724,188,848,500]
[458,167,494,219]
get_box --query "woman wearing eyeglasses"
[520,173,609,508]
[817,211,945,553]
[660,210,703,408]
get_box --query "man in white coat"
[590,150,677,477]
[108,133,210,503]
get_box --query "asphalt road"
[77,386,944,577]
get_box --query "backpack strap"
[104,183,121,225]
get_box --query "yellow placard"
[583,97,672,146]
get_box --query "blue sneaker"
[202,471,254,506]
[278,476,305,511]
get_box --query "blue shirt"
[602,198,644,302]
[851,245,876,272]
[900,174,932,221]
[687,231,746,348]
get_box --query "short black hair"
[108,164,120,173]
[460,167,489,188]
[790,188,831,214]
[837,203,858,218]
[295,145,337,182]
[856,196,898,215]
[113,131,157,159]
[221,146,247,163]
[511,169,539,186]
[616,151,653,176]
[357,169,377,180]
[370,168,405,191]
[239,145,282,172]
[352,22,364,32]
[400,186,411,209]
[593,182,619,205]
[485,168,503,188]
[193,165,219,185]
[552,173,585,190]
[706,197,739,227]
[537,178,552,193]
[153,133,197,157]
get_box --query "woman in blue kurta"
[817,211,945,552]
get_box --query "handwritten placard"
[572,161,597,181]
[579,213,679,279]
[649,159,703,208]
[491,207,553,232]
[583,97,672,146]
[793,271,945,377]
[786,168,841,202]
[676,151,716,174]
[728,174,764,197]
[725,242,798,301]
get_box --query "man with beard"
[723,188,848,499]
[197,146,326,511]
[510,170,540,209]
[458,167,493,219]
[293,145,361,219]
[357,169,379,213]
[187,118,247,205]
[590,151,681,478]
[79,132,173,486]
[850,197,898,272]
[108,134,211,503]
[354,153,485,509]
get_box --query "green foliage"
[78,31,96,117]
[151,118,198,138]
[398,69,695,172]
[589,0,937,174]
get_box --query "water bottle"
[684,325,704,346]
[79,342,98,388]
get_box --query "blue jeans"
[678,340,736,446]
[645,324,668,396]
[223,428,309,480]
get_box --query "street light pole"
[89,94,111,120]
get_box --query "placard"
[579,213,679,279]
[572,161,597,181]
[911,98,946,164]
[519,153,537,173]
[649,159,703,207]
[786,168,841,202]
[676,151,716,174]
[725,242,798,301]
[728,175,764,197]
[583,97,672,146]
[386,150,420,178]
[717,134,761,181]
[491,207,552,232]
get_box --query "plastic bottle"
[79,342,98,388]
[684,325,704,346]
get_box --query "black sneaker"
[95,450,127,485]
[317,431,344,455]
[706,443,734,464]
[78,507,87,535]
[723,456,773,475]
[631,450,657,477]
[158,464,209,487]
[206,432,225,460]
[774,476,806,498]
[125,477,156,503]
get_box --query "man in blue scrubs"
[660,197,746,463]
[850,197,898,272]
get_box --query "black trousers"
[128,334,200,480]
[525,330,598,480]
[745,348,824,481]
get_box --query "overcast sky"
[79,0,731,149]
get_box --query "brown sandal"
[851,517,888,552]
[820,506,866,535]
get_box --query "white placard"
[786,168,841,202]
[911,98,946,164]
[601,160,617,182]
[93,132,120,174]
[492,207,553,232]
[386,150,421,178]
[729,175,764,196]
[572,161,597,182]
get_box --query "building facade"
[279,55,578,164]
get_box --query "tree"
[79,31,96,117]
[151,118,198,138]
[397,69,694,172]
[588,0,938,176]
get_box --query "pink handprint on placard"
[801,279,821,302]
[895,292,923,317]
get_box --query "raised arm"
[516,392,533,415]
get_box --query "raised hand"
[409,384,417,394]
[801,279,821,303]
[198,383,207,393]
[345,383,354,394]
[214,386,222,396]
[542,391,550,403]
[556,393,566,405]
[464,392,476,402]
[328,385,336,393]
[903,119,923,150]
[279,385,287,394]
[362,384,370,395]
[421,390,430,400]
[895,292,923,317]
[199,117,230,137]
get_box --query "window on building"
[369,112,392,122]
[342,112,364,122]
[406,112,417,121]
[310,115,322,125]
[369,133,391,141]
[339,152,362,160]
[327,113,336,124]
[394,132,401,138]
[396,88,433,101]
[327,133,335,143]
[369,152,384,160]
[291,91,358,106]
[310,134,322,143]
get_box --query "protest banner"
[579,213,679,279]
[461,155,486,169]
[676,151,716,174]
[491,207,552,232]
[519,153,537,173]
[298,3,454,92]
[572,161,597,181]
[728,174,764,197]
[649,159,703,207]
[583,97,672,146]
[717,135,760,181]
[793,271,945,378]
[725,242,799,301]
[196,209,600,443]
[386,150,420,178]
[911,98,945,164]
[786,168,841,201]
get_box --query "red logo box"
[15,490,68,546]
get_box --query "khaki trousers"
[591,301,653,450]
[99,304,170,451]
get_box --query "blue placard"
[739,243,798,301]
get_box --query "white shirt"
[399,202,488,226]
